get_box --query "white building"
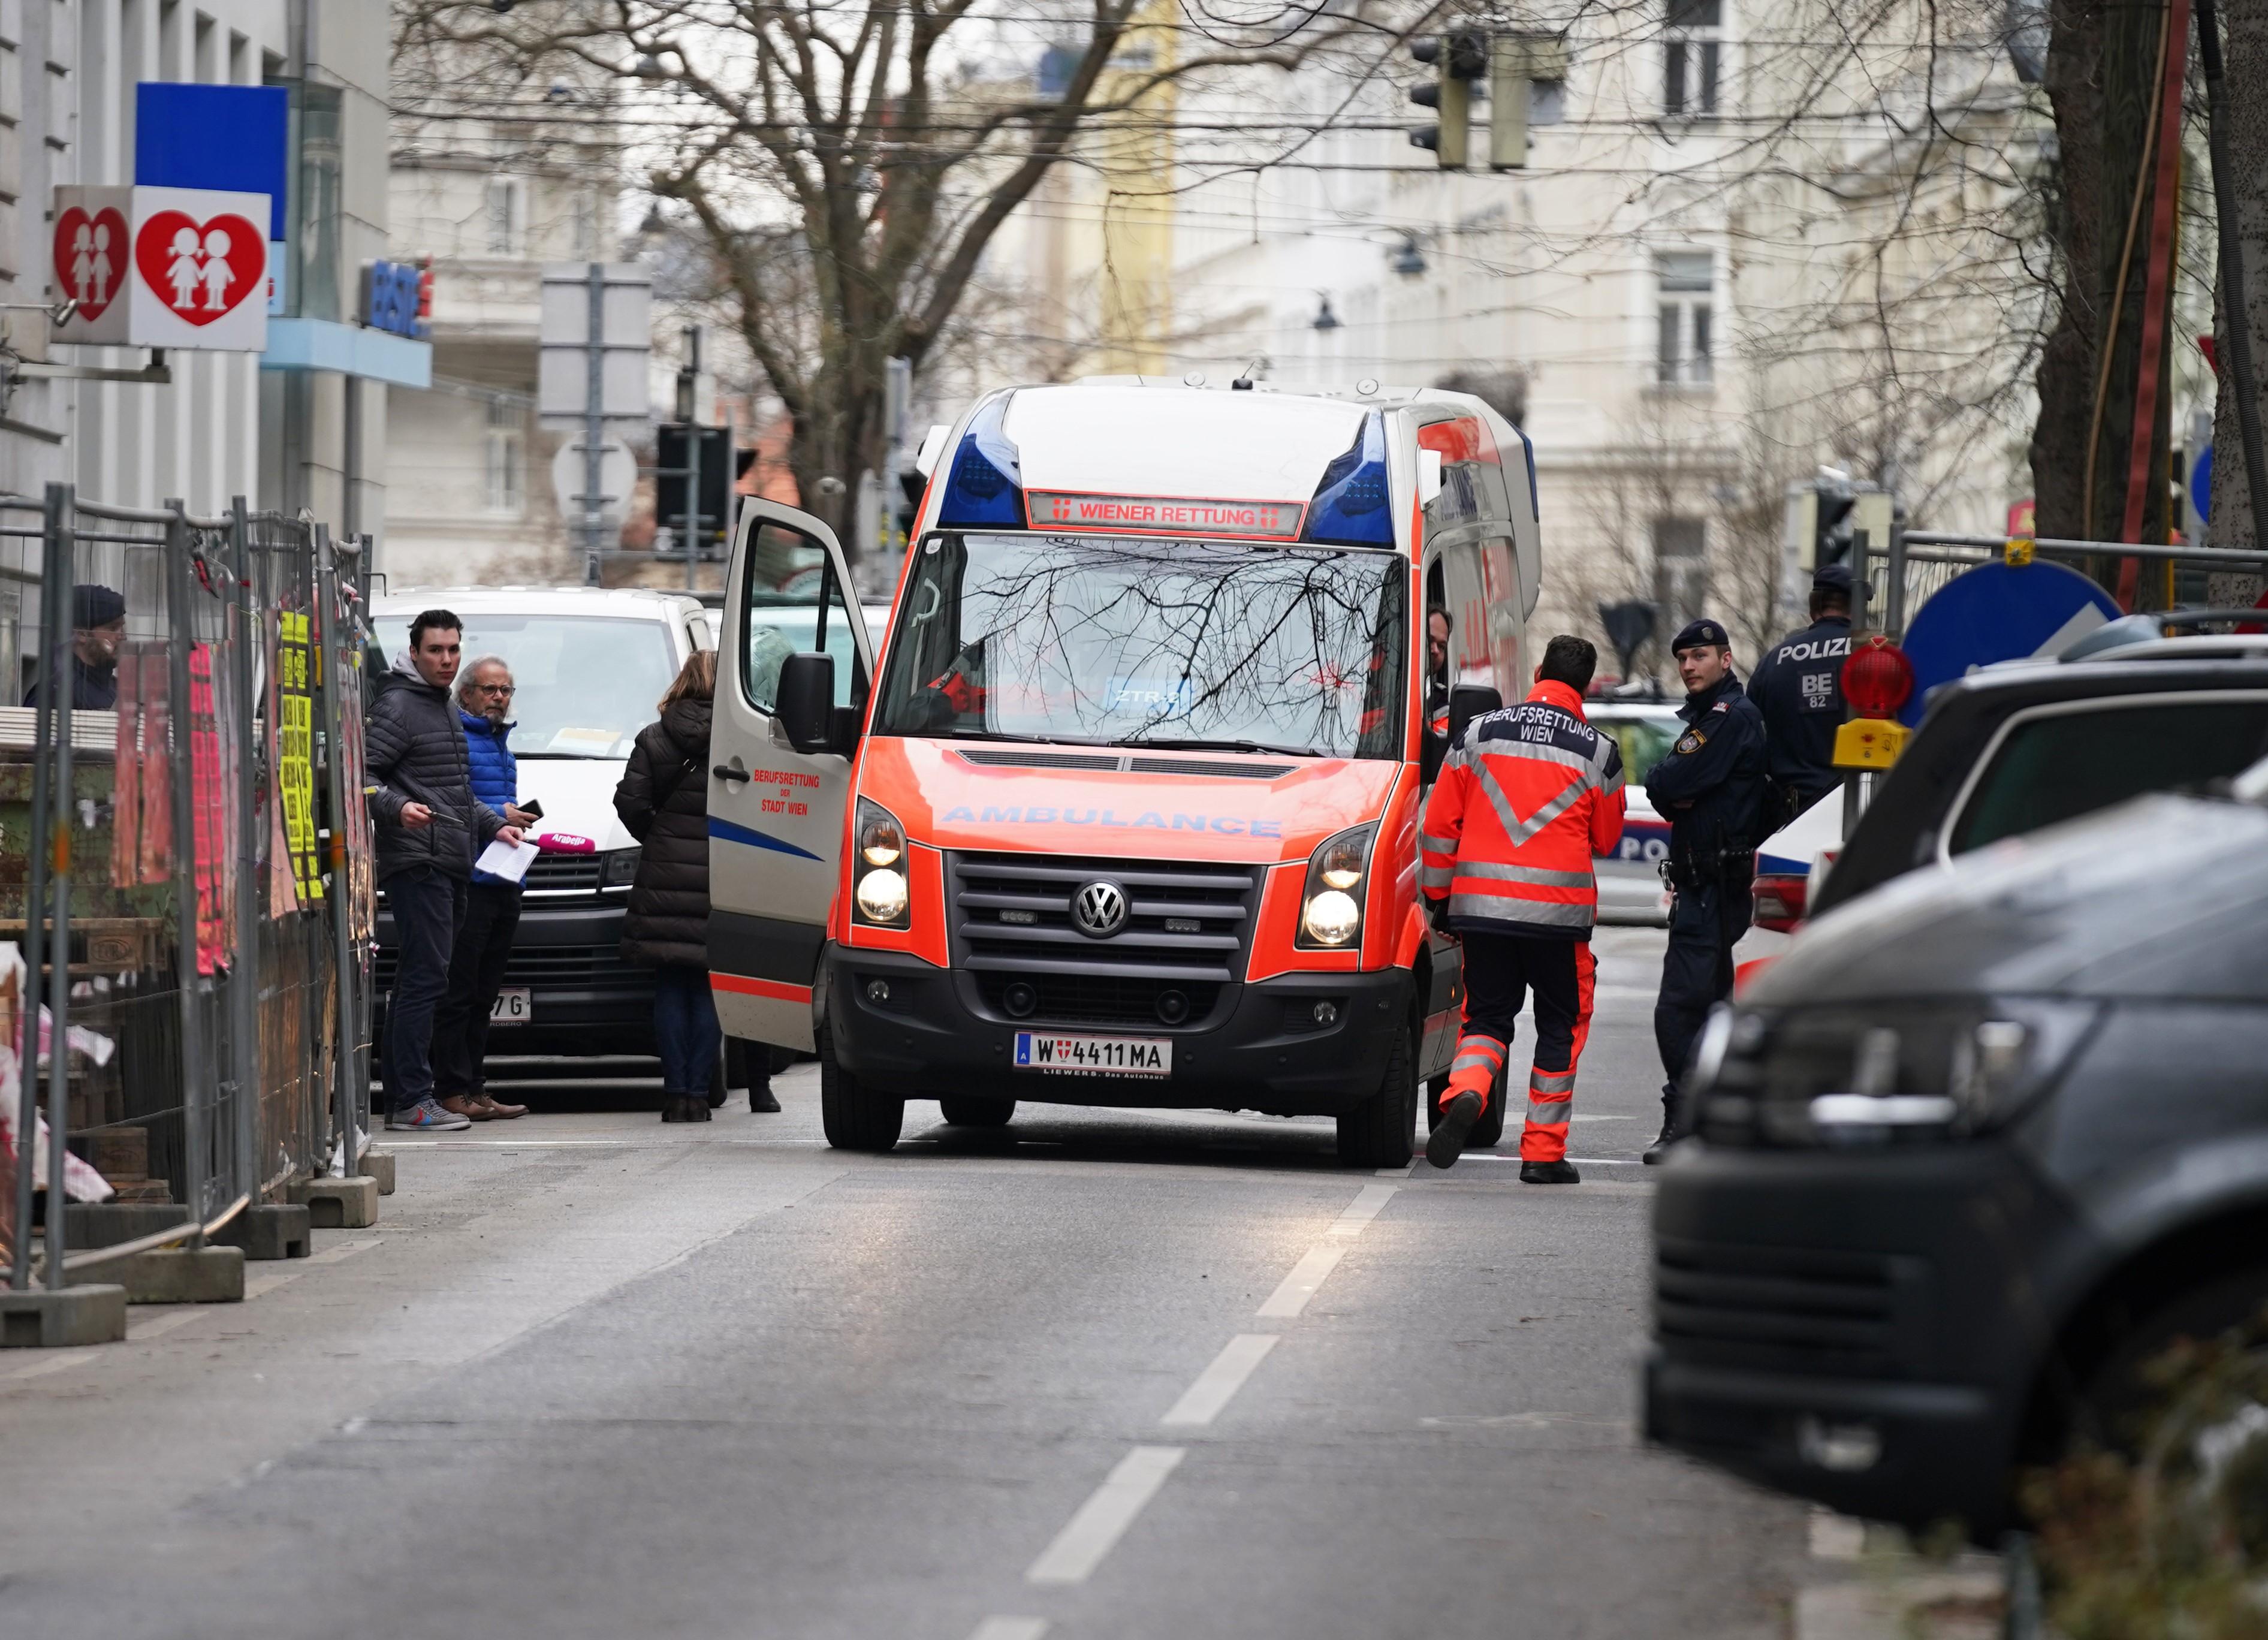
[384,49,624,587]
[988,2,2049,671]
[0,1,402,525]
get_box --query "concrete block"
[213,1204,310,1261]
[363,1148,397,1196]
[108,1244,245,1304]
[0,1283,128,1347]
[291,1176,379,1230]
[65,1202,197,1249]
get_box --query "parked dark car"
[1811,644,2268,918]
[1643,759,2268,1540]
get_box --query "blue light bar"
[937,393,1025,529]
[1302,413,1395,547]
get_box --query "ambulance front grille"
[946,851,1259,984]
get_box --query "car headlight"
[852,798,911,928]
[1697,999,2101,1148]
[601,847,641,888]
[1296,822,1377,950]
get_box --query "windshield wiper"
[1109,735,1329,759]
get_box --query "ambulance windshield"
[873,533,1407,761]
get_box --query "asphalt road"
[1,925,1820,1639]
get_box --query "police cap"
[1811,562,1872,599]
[1670,617,1730,654]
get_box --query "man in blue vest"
[430,655,535,1120]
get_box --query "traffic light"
[1488,37,1566,171]
[1410,31,1485,169]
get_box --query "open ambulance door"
[708,499,876,1051]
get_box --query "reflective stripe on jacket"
[1419,679,1627,939]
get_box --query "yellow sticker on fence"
[277,610,323,903]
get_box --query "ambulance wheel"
[939,1096,1015,1128]
[1335,1010,1416,1168]
[819,1024,903,1152]
[1466,1091,1507,1151]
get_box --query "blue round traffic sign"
[1897,559,2123,725]
[2192,444,2213,524]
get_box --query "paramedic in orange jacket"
[1419,635,1627,1179]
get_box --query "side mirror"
[1447,683,1503,743]
[776,652,836,754]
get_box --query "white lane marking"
[1026,1446,1186,1586]
[306,1238,381,1265]
[1327,1181,1398,1236]
[1160,1334,1279,1427]
[967,1620,1049,1640]
[1256,1245,1346,1318]
[126,1309,204,1341]
[1808,1506,1866,1560]
[1,1347,98,1382]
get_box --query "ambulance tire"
[1335,1008,1416,1168]
[1425,1074,1506,1150]
[819,1024,904,1152]
[939,1096,1015,1128]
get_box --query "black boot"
[661,1092,689,1123]
[1519,1159,1581,1184]
[684,1095,712,1123]
[1426,1091,1482,1169]
[1642,1117,1678,1165]
[749,1075,780,1114]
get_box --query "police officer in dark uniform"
[1642,618,1768,1163]
[1746,563,1860,821]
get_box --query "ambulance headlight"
[1302,890,1361,947]
[852,798,912,928]
[855,867,909,925]
[1296,822,1377,951]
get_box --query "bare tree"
[394,0,1392,543]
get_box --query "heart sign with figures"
[134,209,263,325]
[53,203,130,321]
[121,185,269,351]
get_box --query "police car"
[1589,701,1681,924]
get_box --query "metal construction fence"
[0,485,375,1297]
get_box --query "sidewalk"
[1796,1509,2008,1640]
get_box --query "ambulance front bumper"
[823,946,1406,1114]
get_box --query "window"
[1664,0,1721,116]
[1946,698,2268,857]
[1652,515,1708,641]
[484,400,524,514]
[1531,80,1566,125]
[744,545,868,716]
[485,175,527,256]
[1655,251,1714,387]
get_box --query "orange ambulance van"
[705,379,1541,1165]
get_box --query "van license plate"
[490,987,532,1025]
[1013,1031,1172,1078]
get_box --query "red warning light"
[1841,634,1914,719]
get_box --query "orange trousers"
[1435,933,1597,1162]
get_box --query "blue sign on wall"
[361,260,427,340]
[134,83,290,240]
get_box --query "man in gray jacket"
[369,610,523,1131]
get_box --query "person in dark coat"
[614,649,729,1123]
[26,583,127,709]
[429,655,535,1122]
[368,610,521,1132]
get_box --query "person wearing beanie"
[27,583,127,709]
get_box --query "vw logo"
[1072,879,1128,938]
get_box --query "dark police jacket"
[1747,614,1851,807]
[1643,673,1768,885]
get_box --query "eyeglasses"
[471,683,515,697]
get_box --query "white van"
[370,587,712,1068]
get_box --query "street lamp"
[1391,236,1427,278]
[1311,295,1341,331]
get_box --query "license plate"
[1012,1031,1173,1078]
[490,987,532,1025]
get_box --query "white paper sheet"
[476,837,542,884]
